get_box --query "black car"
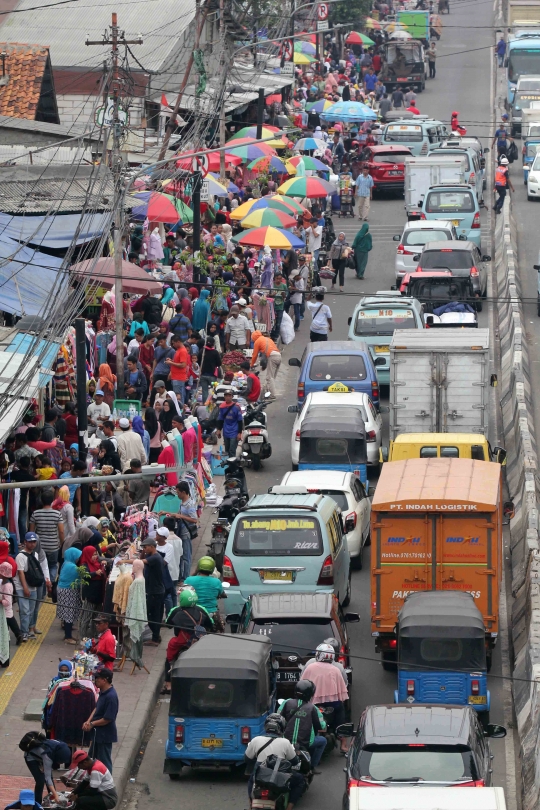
[226,592,359,698]
[415,240,491,299]
[340,704,506,803]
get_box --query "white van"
[349,787,507,810]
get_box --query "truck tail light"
[471,679,480,695]
[175,724,184,744]
[348,779,383,790]
[371,380,379,402]
[470,266,479,277]
[472,212,481,228]
[388,638,397,649]
[454,780,485,787]
[317,554,334,585]
[469,172,476,185]
[407,680,415,696]
[241,726,251,744]
[338,644,347,665]
[295,429,300,442]
[419,212,426,220]
[298,382,305,400]
[366,430,377,442]
[222,555,239,585]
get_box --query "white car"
[280,471,371,567]
[528,153,540,200]
[288,391,383,469]
[393,220,459,284]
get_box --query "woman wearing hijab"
[159,399,175,434]
[46,659,73,692]
[189,286,200,300]
[329,232,350,292]
[203,321,222,353]
[0,533,16,577]
[351,223,372,280]
[178,288,192,319]
[97,440,121,472]
[97,364,116,409]
[144,407,163,464]
[79,546,105,640]
[63,525,92,554]
[56,547,82,644]
[132,415,150,459]
[191,288,211,332]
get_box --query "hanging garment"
[49,681,97,744]
[112,571,132,616]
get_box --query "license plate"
[397,77,408,82]
[201,738,223,747]
[388,171,403,176]
[451,219,461,226]
[227,488,240,494]
[276,671,299,681]
[468,695,487,704]
[374,346,389,354]
[248,436,264,443]
[263,570,293,581]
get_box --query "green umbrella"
[164,194,193,222]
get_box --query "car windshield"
[233,514,323,556]
[403,229,452,246]
[373,153,410,163]
[251,619,333,654]
[355,308,417,335]
[385,125,423,143]
[309,354,367,381]
[355,745,477,783]
[420,251,473,270]
[532,154,540,169]
[513,92,540,110]
[425,191,475,213]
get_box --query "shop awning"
[0,211,111,249]
[0,235,66,317]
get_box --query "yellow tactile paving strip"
[0,603,56,716]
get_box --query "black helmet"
[264,713,286,735]
[295,679,316,702]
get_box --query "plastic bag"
[280,311,295,345]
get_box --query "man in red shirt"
[240,361,261,403]
[171,414,198,464]
[372,52,382,72]
[166,336,189,404]
[90,615,116,671]
[407,103,421,115]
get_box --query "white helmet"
[315,642,336,663]
[499,156,509,165]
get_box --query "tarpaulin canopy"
[0,236,65,316]
[71,257,162,295]
[0,212,111,250]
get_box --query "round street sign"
[191,153,210,176]
[282,38,294,61]
[318,3,329,19]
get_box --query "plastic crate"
[113,399,141,420]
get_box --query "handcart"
[338,173,355,217]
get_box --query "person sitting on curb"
[69,750,118,810]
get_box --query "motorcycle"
[251,750,312,810]
[207,457,249,571]
[241,397,272,471]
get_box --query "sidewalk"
[0,482,223,806]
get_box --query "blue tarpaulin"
[0,212,110,249]
[0,235,65,316]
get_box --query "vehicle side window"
[368,399,378,421]
[328,512,343,555]
[474,718,487,759]
[352,478,366,501]
[471,444,485,460]
[427,128,437,143]
[440,446,459,457]
[420,446,438,458]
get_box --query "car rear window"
[420,250,473,270]
[385,125,423,142]
[353,745,477,784]
[355,308,417,335]
[403,229,451,246]
[309,354,367,381]
[373,153,410,163]
[425,191,475,213]
[233,514,323,556]
[251,619,333,652]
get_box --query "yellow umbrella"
[384,20,409,32]
[265,138,289,149]
[230,198,259,220]
[293,52,314,65]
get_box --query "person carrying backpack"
[279,680,327,770]
[19,731,72,804]
[14,533,47,642]
[162,588,214,694]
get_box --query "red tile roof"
[0,43,51,118]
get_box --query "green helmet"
[179,587,198,608]
[198,556,216,574]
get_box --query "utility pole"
[87,14,142,399]
[256,88,265,139]
[75,319,89,515]
[218,0,227,181]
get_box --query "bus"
[507,37,540,102]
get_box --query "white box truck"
[405,155,466,219]
[389,328,492,439]
[349,787,507,810]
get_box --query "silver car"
[393,220,459,284]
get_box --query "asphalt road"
[124,3,512,807]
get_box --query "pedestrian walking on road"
[493,156,514,213]
[354,166,374,222]
[427,42,437,78]
[352,224,373,280]
[496,36,506,67]
[329,232,349,291]
[307,291,333,342]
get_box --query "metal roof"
[0,0,196,71]
[363,705,472,745]
[251,592,334,619]
[170,69,294,115]
[0,164,115,213]
[0,116,92,138]
[0,145,95,166]
[390,327,489,350]
[171,634,271,678]
[398,592,485,637]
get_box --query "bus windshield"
[508,48,540,83]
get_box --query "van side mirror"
[348,317,352,325]
[226,614,242,624]
[483,255,492,262]
[343,612,360,623]
[493,446,507,464]
[288,358,301,367]
[287,404,299,413]
[485,724,507,739]
[534,265,540,271]
[458,234,467,240]
[374,357,385,367]
[413,254,421,261]
[393,234,400,241]
[490,374,498,387]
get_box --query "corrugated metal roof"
[0,164,115,212]
[390,328,489,350]
[172,69,294,115]
[0,115,96,138]
[0,0,196,71]
[0,145,95,165]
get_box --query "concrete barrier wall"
[496,199,540,809]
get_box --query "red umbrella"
[175,149,242,172]
[132,191,181,223]
[266,94,282,105]
[71,258,162,295]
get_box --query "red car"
[358,145,412,192]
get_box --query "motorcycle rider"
[162,588,214,694]
[301,638,348,685]
[184,556,225,631]
[278,680,327,772]
[245,714,306,810]
[302,644,349,754]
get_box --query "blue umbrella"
[320,101,377,123]
[209,173,240,193]
[293,137,327,152]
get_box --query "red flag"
[161,93,170,108]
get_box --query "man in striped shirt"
[29,491,64,581]
[69,750,118,810]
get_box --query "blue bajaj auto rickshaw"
[164,635,275,775]
[394,592,490,719]
[298,407,368,486]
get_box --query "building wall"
[55,94,145,127]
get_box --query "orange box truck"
[370,457,502,669]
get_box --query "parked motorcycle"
[241,397,272,471]
[207,457,249,571]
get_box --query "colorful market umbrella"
[205,175,230,197]
[232,226,305,249]
[267,194,308,213]
[345,31,375,46]
[209,173,240,193]
[286,155,328,172]
[175,149,242,171]
[278,176,337,198]
[294,40,316,55]
[240,208,297,229]
[305,98,335,113]
[384,20,409,32]
[293,137,326,152]
[364,17,382,29]
[230,196,301,221]
[164,195,193,223]
[247,155,288,173]
[320,100,377,123]
[229,125,284,140]
[132,191,182,222]
[226,138,277,161]
[293,52,315,65]
[71,258,162,295]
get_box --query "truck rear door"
[390,351,437,434]
[441,349,487,433]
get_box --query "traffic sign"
[317,3,329,19]
[282,62,294,75]
[317,19,329,30]
[190,153,210,176]
[200,179,210,202]
[282,38,294,61]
